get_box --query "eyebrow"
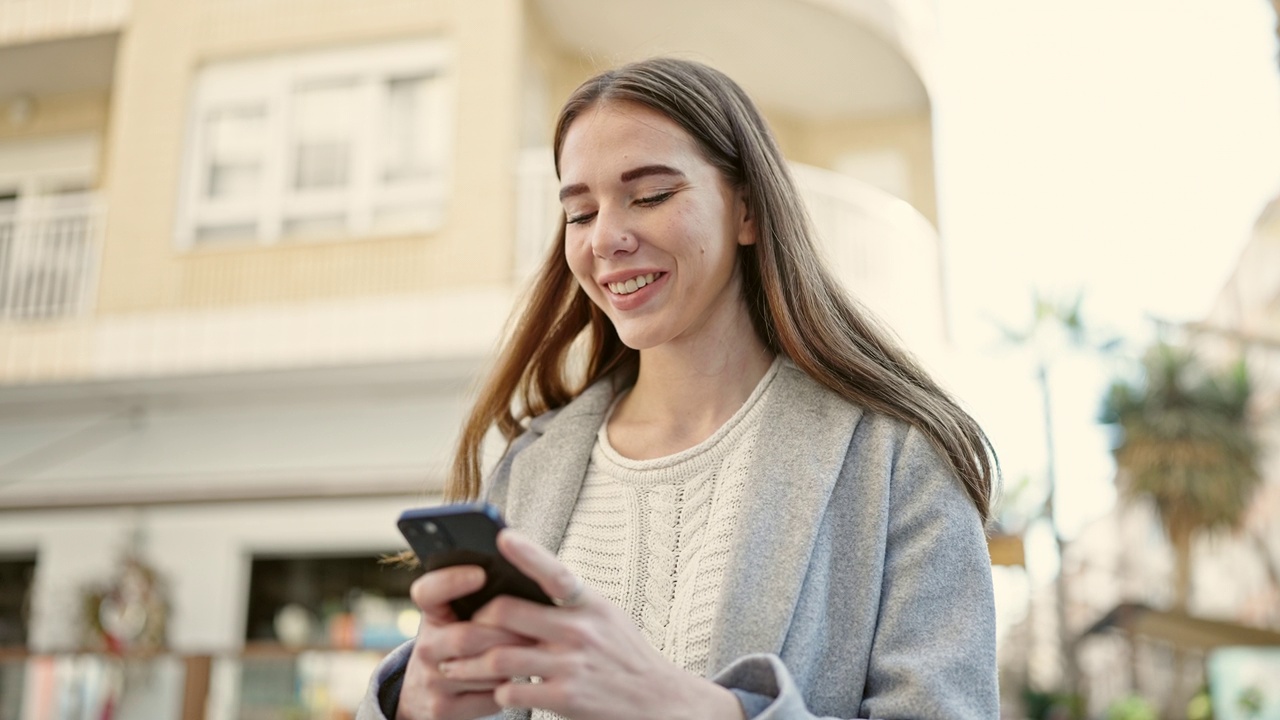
[559,164,686,201]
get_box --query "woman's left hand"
[436,530,744,720]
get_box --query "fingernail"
[502,532,532,556]
[437,661,453,677]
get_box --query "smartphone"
[397,502,553,620]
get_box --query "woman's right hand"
[396,565,533,720]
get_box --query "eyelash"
[637,190,674,206]
[565,191,675,225]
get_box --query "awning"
[0,359,480,509]
[1080,602,1280,651]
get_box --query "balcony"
[531,0,936,118]
[0,0,129,46]
[514,151,947,353]
[0,192,102,322]
[790,163,947,352]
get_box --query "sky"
[931,1,1280,547]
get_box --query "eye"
[636,191,674,207]
[565,211,596,226]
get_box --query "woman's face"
[558,101,756,352]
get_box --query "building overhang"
[0,358,480,510]
[1079,602,1280,651]
[0,32,117,100]
[532,0,933,120]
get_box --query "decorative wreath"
[81,553,169,654]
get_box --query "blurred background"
[0,0,1277,718]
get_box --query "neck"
[620,323,775,443]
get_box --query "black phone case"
[397,505,553,620]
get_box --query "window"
[237,555,417,719]
[0,556,36,647]
[178,39,453,247]
[244,554,418,649]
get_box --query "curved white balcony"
[790,162,946,354]
[530,0,936,119]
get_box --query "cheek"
[564,237,597,293]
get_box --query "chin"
[611,324,669,352]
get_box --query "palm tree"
[998,290,1113,703]
[1100,342,1261,713]
[1102,343,1260,609]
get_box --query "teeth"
[608,273,659,295]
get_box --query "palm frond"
[1103,342,1262,537]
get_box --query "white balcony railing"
[0,193,103,321]
[514,150,945,349]
[0,0,129,44]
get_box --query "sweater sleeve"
[355,640,414,720]
[859,426,998,719]
[356,425,547,720]
[711,426,998,720]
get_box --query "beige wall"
[520,6,597,150]
[688,103,938,227]
[0,90,111,187]
[81,0,935,313]
[96,0,525,313]
[0,0,129,46]
[0,90,109,145]
[789,112,937,227]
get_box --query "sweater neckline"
[594,356,782,473]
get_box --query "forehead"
[558,101,703,179]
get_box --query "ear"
[736,194,758,247]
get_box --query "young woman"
[360,57,999,720]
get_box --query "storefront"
[0,358,478,718]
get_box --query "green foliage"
[997,290,1089,357]
[1105,694,1158,720]
[1236,685,1264,718]
[1100,342,1260,539]
[1023,687,1085,720]
[1187,686,1214,720]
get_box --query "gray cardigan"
[359,362,998,719]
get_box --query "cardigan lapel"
[705,364,862,672]
[500,365,862,673]
[503,380,615,554]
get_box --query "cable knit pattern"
[531,360,781,720]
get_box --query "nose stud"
[595,232,635,258]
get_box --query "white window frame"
[176,38,454,249]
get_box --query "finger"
[494,679,570,716]
[439,645,559,683]
[400,689,501,720]
[410,566,486,623]
[471,594,589,646]
[422,622,535,664]
[496,530,589,607]
[435,678,504,693]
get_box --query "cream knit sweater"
[543,360,781,705]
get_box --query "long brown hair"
[447,57,996,522]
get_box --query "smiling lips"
[606,272,663,296]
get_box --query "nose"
[589,207,638,259]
